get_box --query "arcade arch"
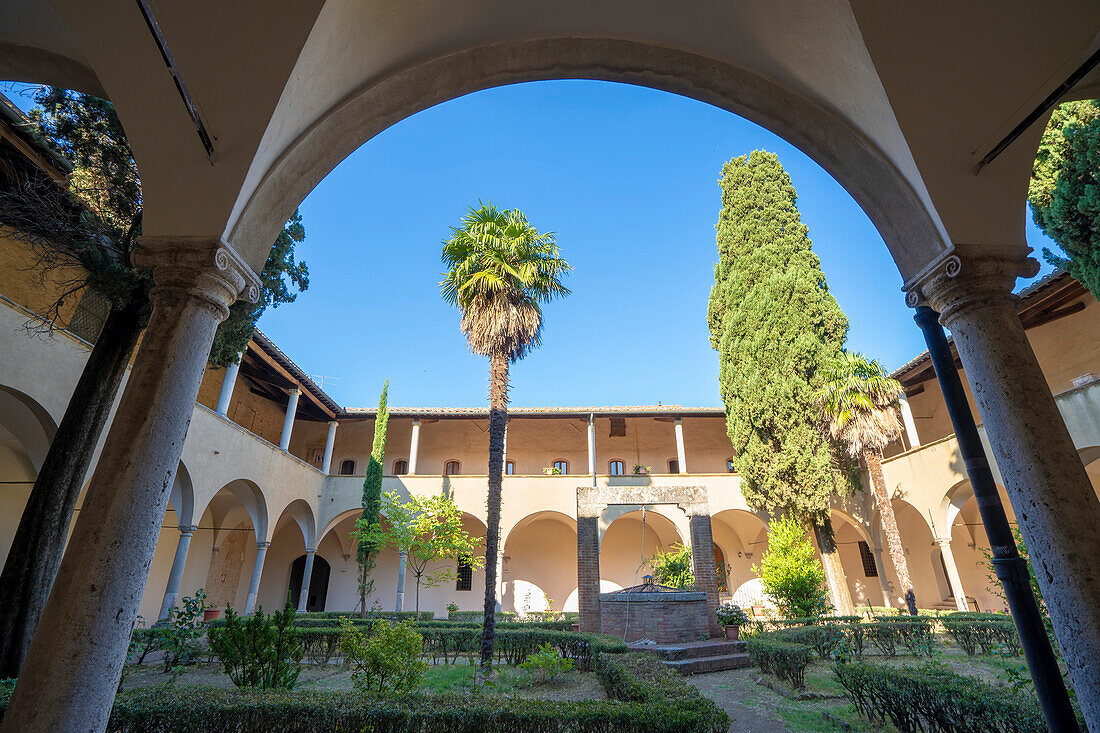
[503,511,577,614]
[0,386,56,564]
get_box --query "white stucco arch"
[197,478,269,546]
[167,461,196,528]
[273,498,317,549]
[0,385,57,474]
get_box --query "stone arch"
[599,508,683,593]
[504,510,577,614]
[710,508,769,603]
[167,461,196,528]
[228,37,947,280]
[0,385,58,564]
[274,498,317,549]
[197,479,269,547]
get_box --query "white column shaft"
[158,525,196,621]
[587,415,596,486]
[297,550,316,612]
[279,388,301,451]
[935,538,968,611]
[215,358,241,417]
[674,418,687,474]
[395,550,408,612]
[321,421,338,474]
[409,419,421,474]
[899,395,920,448]
[244,542,269,614]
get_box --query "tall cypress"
[707,150,857,612]
[357,380,388,616]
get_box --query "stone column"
[934,537,968,612]
[1,238,258,733]
[674,418,687,474]
[587,414,596,486]
[215,356,241,417]
[913,252,1100,728]
[296,549,317,612]
[898,395,920,449]
[158,524,197,622]
[577,511,601,633]
[279,388,301,451]
[321,420,338,474]
[395,550,408,612]
[872,545,893,608]
[687,509,721,636]
[244,541,270,614]
[409,419,421,474]
[496,551,506,608]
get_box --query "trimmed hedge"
[594,653,729,731]
[746,638,813,689]
[943,617,1021,656]
[293,617,576,632]
[835,661,1049,733]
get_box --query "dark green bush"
[866,621,899,657]
[594,653,729,732]
[746,638,813,689]
[943,618,1021,656]
[208,603,302,689]
[835,661,1048,733]
[776,624,844,659]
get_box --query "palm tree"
[440,202,571,671]
[817,351,919,615]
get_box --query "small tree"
[754,514,830,618]
[338,617,426,693]
[650,544,695,589]
[357,381,389,616]
[357,491,484,616]
[208,602,303,690]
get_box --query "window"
[727,458,735,473]
[609,459,624,476]
[668,459,679,474]
[339,459,356,475]
[393,459,408,475]
[67,289,110,344]
[553,459,568,475]
[445,460,461,476]
[858,541,879,577]
[456,556,473,591]
[506,460,515,475]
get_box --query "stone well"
[599,580,710,643]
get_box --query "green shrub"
[337,618,426,694]
[754,514,831,618]
[650,544,695,588]
[448,610,517,622]
[594,652,729,731]
[835,661,1049,733]
[776,624,844,659]
[746,637,813,689]
[866,621,899,657]
[517,642,574,685]
[888,617,935,658]
[208,603,302,689]
[943,618,1020,656]
[161,589,211,673]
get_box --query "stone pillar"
[934,537,968,612]
[297,549,317,612]
[872,545,893,608]
[244,541,270,614]
[687,511,720,636]
[279,388,301,451]
[577,512,601,633]
[898,395,920,449]
[0,238,258,733]
[913,253,1100,728]
[215,356,241,417]
[409,419,421,474]
[587,414,596,486]
[158,524,197,622]
[674,418,687,474]
[321,420,338,474]
[496,551,506,607]
[395,550,408,612]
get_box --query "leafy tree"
[1029,100,1100,299]
[358,491,484,617]
[650,544,695,589]
[754,514,831,618]
[357,381,389,616]
[337,617,426,693]
[0,87,307,678]
[707,150,856,613]
[817,351,917,615]
[440,202,570,671]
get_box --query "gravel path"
[688,668,791,733]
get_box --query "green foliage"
[1029,100,1100,300]
[161,589,211,673]
[746,637,814,689]
[707,150,855,522]
[775,624,845,660]
[354,381,389,613]
[517,642,574,686]
[816,351,903,458]
[208,603,302,690]
[594,653,729,731]
[754,514,830,618]
[649,544,694,589]
[337,618,426,694]
[835,661,1050,733]
[209,211,309,367]
[981,525,1048,628]
[943,617,1021,657]
[715,602,749,627]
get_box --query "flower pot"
[724,624,740,641]
[203,609,221,623]
[571,623,580,632]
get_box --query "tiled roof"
[343,405,725,419]
[250,328,341,413]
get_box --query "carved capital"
[902,249,1038,326]
[134,237,261,321]
[178,524,197,536]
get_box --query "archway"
[503,511,577,614]
[258,499,318,611]
[599,508,684,593]
[193,480,268,611]
[710,509,769,608]
[288,554,331,612]
[0,386,55,565]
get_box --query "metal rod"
[913,306,1079,731]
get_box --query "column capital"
[135,237,261,320]
[902,249,1039,326]
[933,536,953,547]
[328,419,339,427]
[178,524,197,536]
[305,547,317,554]
[256,541,271,550]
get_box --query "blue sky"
[4,80,1057,409]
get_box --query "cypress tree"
[357,380,389,616]
[707,150,857,613]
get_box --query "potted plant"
[446,601,459,614]
[632,464,650,475]
[716,602,749,640]
[543,466,562,475]
[202,603,220,623]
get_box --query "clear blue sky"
[4,80,1057,409]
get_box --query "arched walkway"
[0,386,56,565]
[191,480,268,613]
[257,499,318,612]
[710,509,769,608]
[598,508,684,593]
[503,511,577,614]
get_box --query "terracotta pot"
[203,609,221,623]
[724,624,740,641]
[571,623,580,632]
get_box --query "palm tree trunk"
[0,298,147,678]
[866,449,918,615]
[813,517,854,616]
[480,352,508,671]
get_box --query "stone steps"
[636,639,751,675]
[662,652,751,675]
